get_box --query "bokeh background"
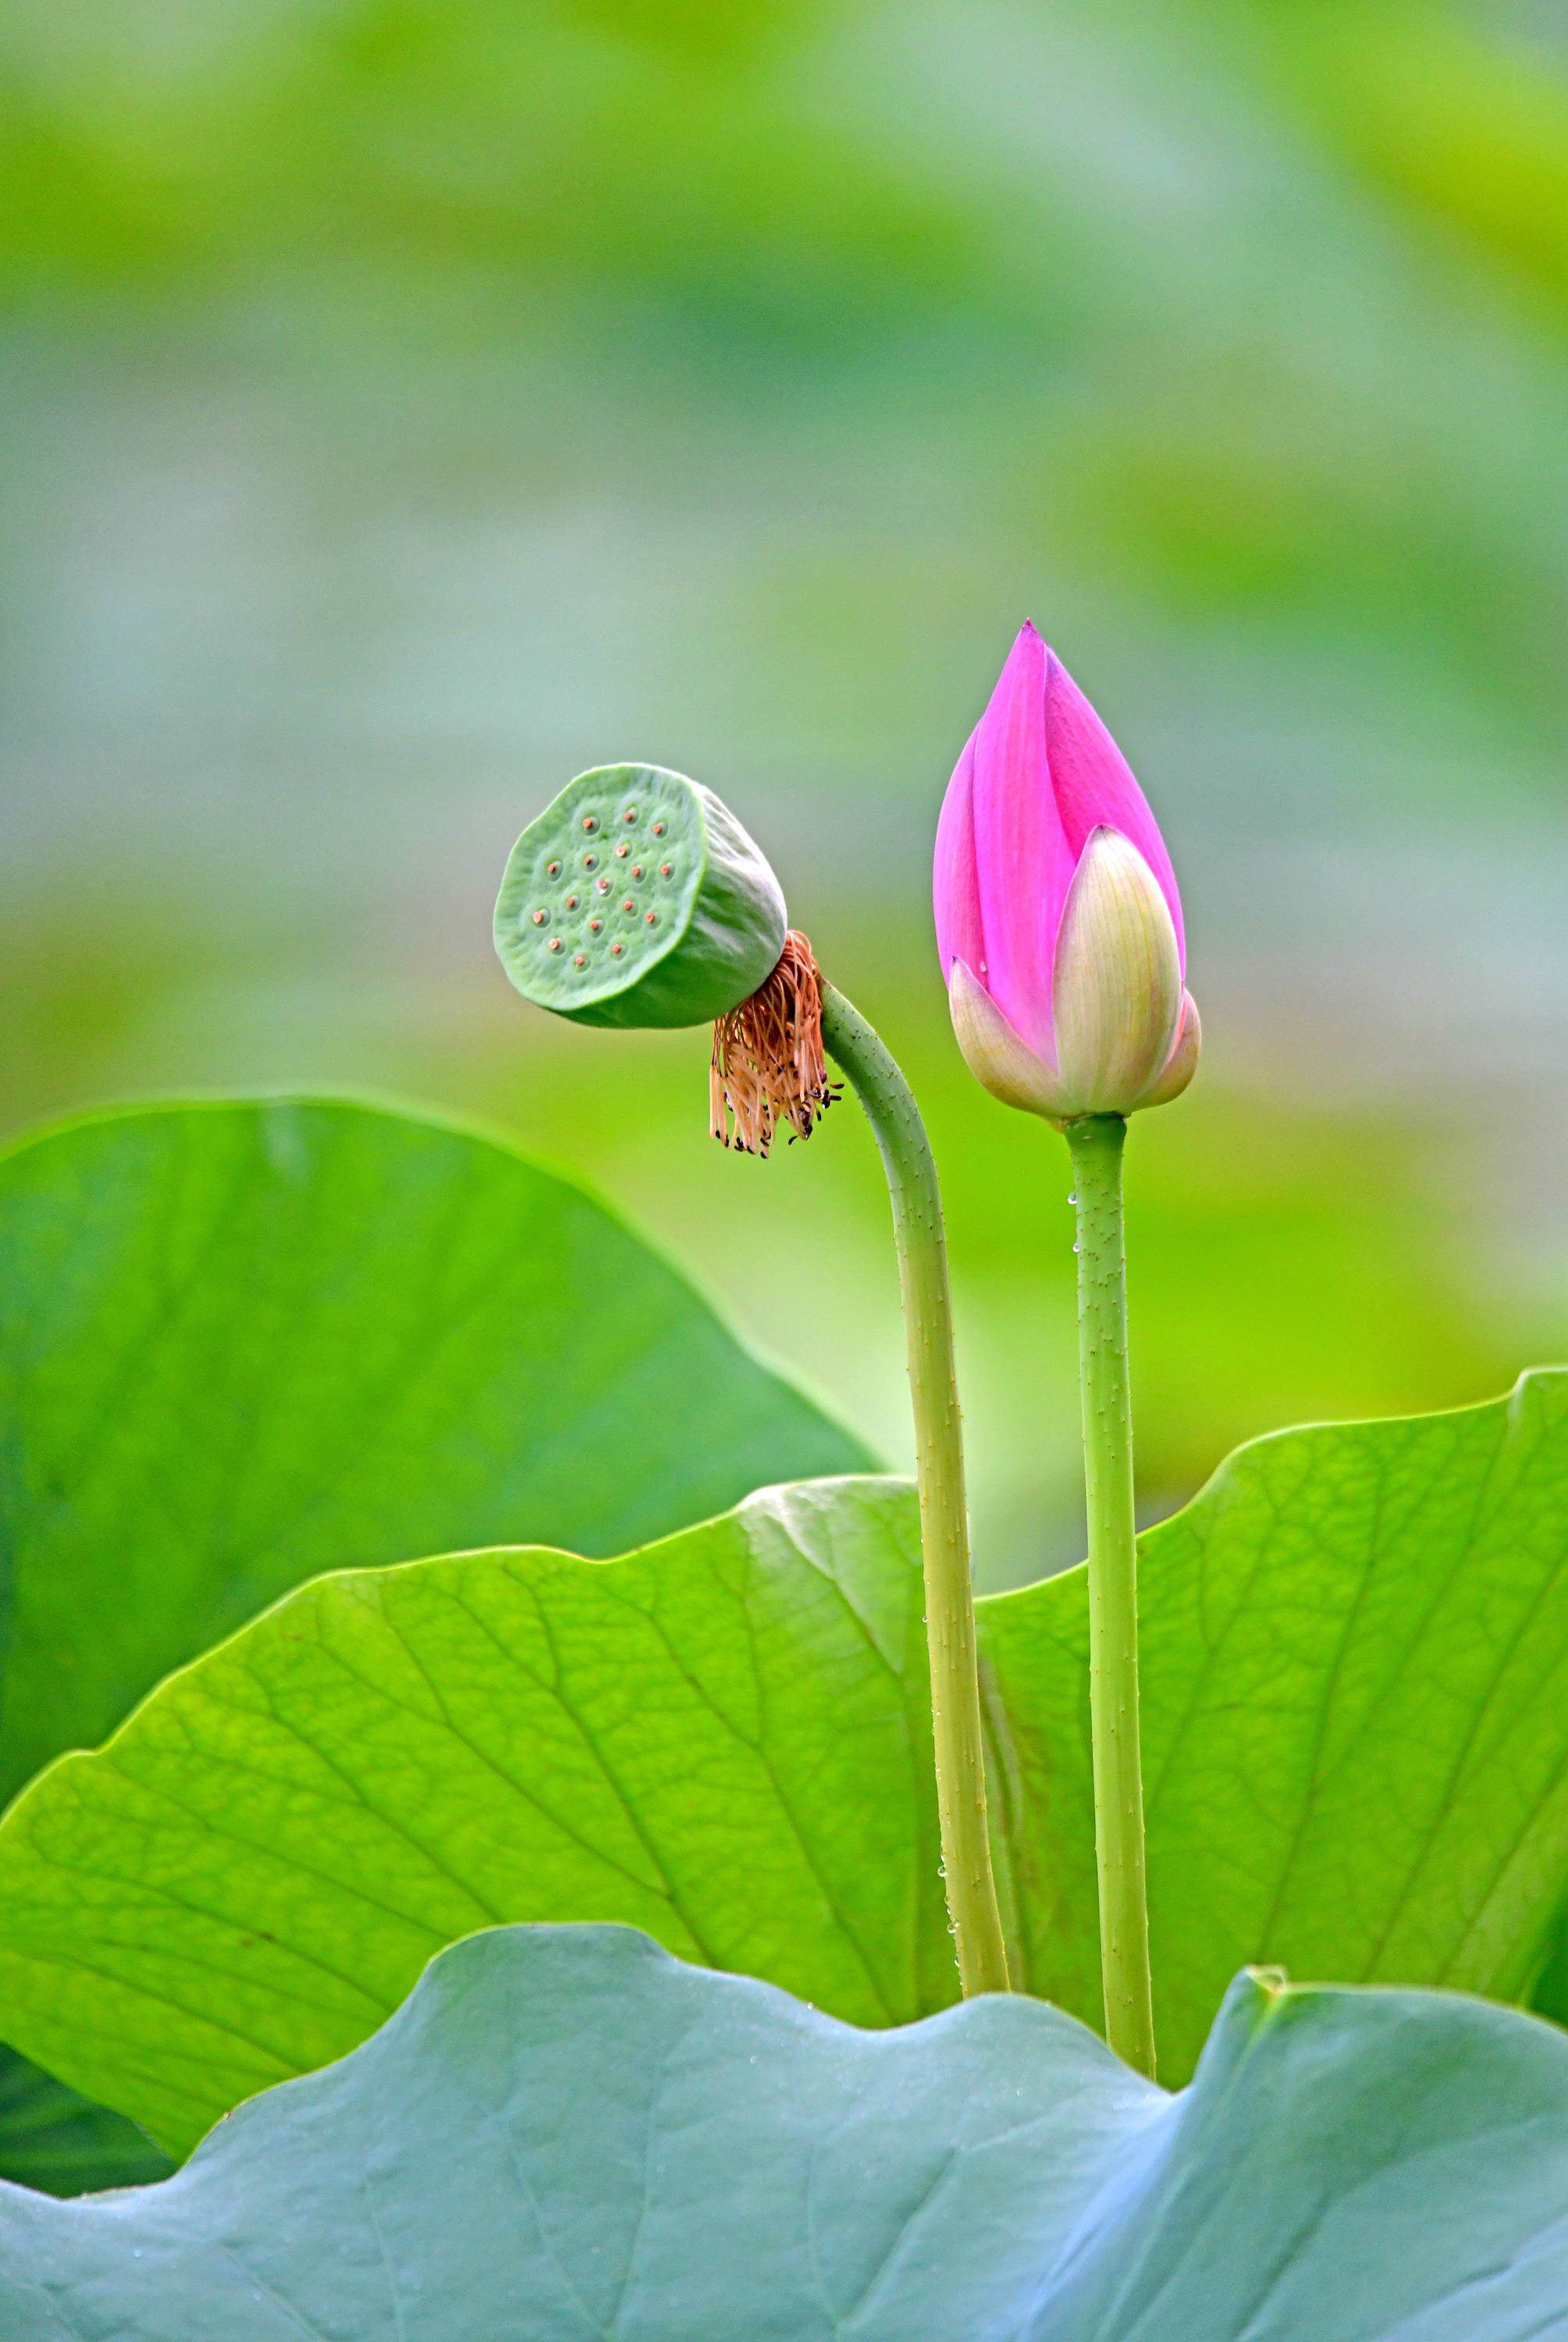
[5,0,1568,1588]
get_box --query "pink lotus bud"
[933,623,1199,1123]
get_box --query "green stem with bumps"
[1065,1112,1156,2079]
[820,982,1011,1999]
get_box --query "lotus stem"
[819,982,1011,1999]
[1065,1112,1156,2078]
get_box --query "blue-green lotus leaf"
[3,1924,1567,2340]
[493,763,787,1027]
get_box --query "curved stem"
[1065,1113,1156,2078]
[820,982,1011,1998]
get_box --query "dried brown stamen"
[710,930,841,1156]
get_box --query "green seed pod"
[494,764,788,1029]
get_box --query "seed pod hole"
[548,937,563,952]
[612,941,624,956]
[589,917,603,933]
[622,808,638,823]
[531,910,546,927]
[615,844,628,860]
[622,899,635,913]
[565,894,579,909]
[660,862,672,877]
[645,910,657,926]
[582,815,598,832]
[583,853,597,870]
[546,861,561,878]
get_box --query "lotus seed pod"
[494,764,788,1029]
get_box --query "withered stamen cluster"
[710,930,841,1156]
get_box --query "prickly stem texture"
[820,983,1011,1998]
[1065,1112,1157,2078]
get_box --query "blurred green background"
[5,0,1568,1586]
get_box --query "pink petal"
[1041,646,1185,978]
[969,622,1076,1059]
[933,728,985,988]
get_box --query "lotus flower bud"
[933,624,1199,1123]
[495,763,786,1029]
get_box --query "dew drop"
[1067,1191,1076,1205]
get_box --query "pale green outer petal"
[1051,827,1182,1116]
[1134,987,1201,1112]
[947,958,1073,1119]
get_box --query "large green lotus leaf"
[5,1924,1568,2341]
[0,1096,870,2189]
[989,1365,1568,2077]
[0,1479,949,2152]
[5,1379,1568,2152]
[0,1094,869,1807]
